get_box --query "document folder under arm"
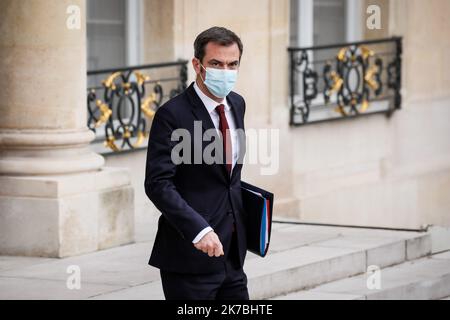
[241,181,274,257]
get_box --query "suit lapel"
[186,83,215,133]
[226,94,245,181]
[227,96,244,131]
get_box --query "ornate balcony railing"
[87,60,188,153]
[288,37,402,126]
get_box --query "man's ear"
[192,57,201,75]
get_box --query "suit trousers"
[159,228,249,300]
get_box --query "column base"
[0,167,134,257]
[0,129,105,175]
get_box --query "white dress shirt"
[191,80,240,243]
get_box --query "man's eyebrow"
[207,59,223,64]
[207,59,239,64]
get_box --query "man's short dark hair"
[194,26,243,63]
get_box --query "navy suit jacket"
[144,81,247,274]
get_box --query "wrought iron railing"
[288,37,402,126]
[87,60,188,153]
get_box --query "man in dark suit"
[144,26,249,300]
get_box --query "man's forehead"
[204,42,240,60]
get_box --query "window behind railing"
[87,0,126,73]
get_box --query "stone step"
[246,225,431,299]
[271,250,450,300]
[0,224,434,300]
[87,224,432,300]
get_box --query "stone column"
[0,0,134,257]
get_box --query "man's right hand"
[194,230,224,257]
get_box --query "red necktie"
[215,104,232,175]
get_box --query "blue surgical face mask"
[199,63,238,98]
